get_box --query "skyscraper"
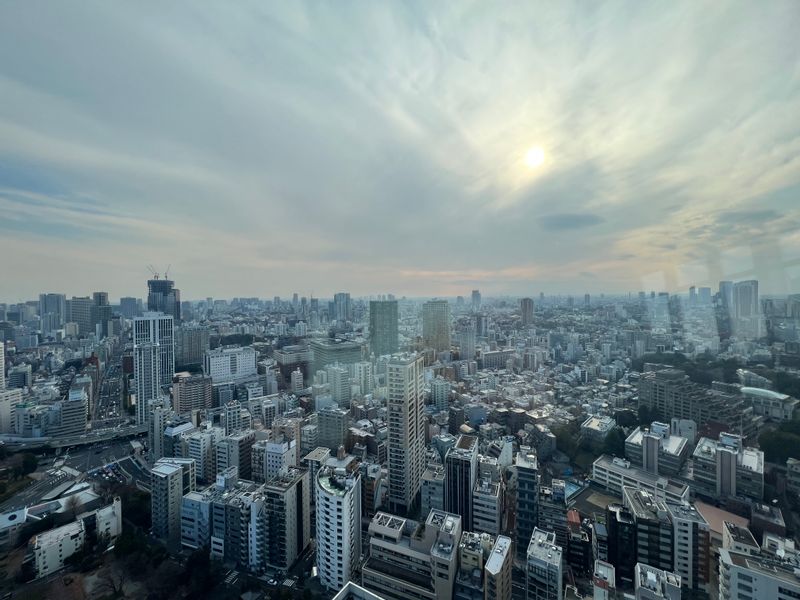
[733,280,759,318]
[147,276,181,322]
[333,292,351,323]
[66,296,93,335]
[38,293,66,329]
[133,312,175,425]
[471,289,481,311]
[369,300,399,357]
[520,298,534,326]
[386,352,425,515]
[422,299,451,352]
[516,447,540,560]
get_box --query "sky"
[1,2,799,302]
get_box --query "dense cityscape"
[0,277,799,600]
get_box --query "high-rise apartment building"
[422,300,451,352]
[386,353,425,515]
[316,465,362,591]
[369,300,399,357]
[515,447,540,560]
[431,376,450,412]
[133,312,175,425]
[665,502,710,597]
[318,406,350,452]
[151,459,191,544]
[361,510,462,600]
[259,467,310,573]
[172,372,212,413]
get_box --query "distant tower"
[520,298,534,326]
[147,273,181,322]
[386,353,425,515]
[422,300,451,352]
[369,300,399,357]
[471,289,481,311]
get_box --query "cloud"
[539,213,605,231]
[0,1,799,299]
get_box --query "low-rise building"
[591,455,690,504]
[692,433,764,501]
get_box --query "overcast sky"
[1,2,799,302]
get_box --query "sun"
[525,146,545,169]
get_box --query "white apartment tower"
[316,465,362,591]
[386,352,425,515]
[133,312,174,425]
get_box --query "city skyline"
[1,2,799,300]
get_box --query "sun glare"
[525,146,545,169]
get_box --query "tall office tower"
[622,487,674,573]
[584,293,591,308]
[665,502,710,597]
[733,280,759,318]
[520,297,534,326]
[90,292,112,338]
[133,313,175,425]
[316,465,361,591]
[172,372,212,413]
[515,447,540,560]
[67,296,93,335]
[326,364,352,407]
[471,289,481,311]
[38,293,66,328]
[175,324,210,367]
[92,291,109,306]
[431,376,450,412]
[718,281,734,312]
[526,528,563,600]
[475,313,489,337]
[0,342,4,390]
[634,563,681,600]
[147,275,181,322]
[362,509,462,600]
[386,352,425,515]
[369,300,399,357]
[353,361,373,395]
[606,504,637,586]
[422,300,451,352]
[698,287,711,305]
[119,296,139,319]
[318,406,349,452]
[151,460,187,544]
[689,286,697,306]
[259,468,310,573]
[333,292,352,322]
[444,434,478,529]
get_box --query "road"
[91,362,125,427]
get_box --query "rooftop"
[724,521,759,548]
[527,528,562,564]
[485,535,512,575]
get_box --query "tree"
[603,427,627,458]
[21,452,38,475]
[95,564,128,598]
[614,410,637,428]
